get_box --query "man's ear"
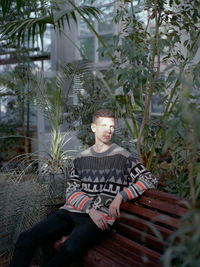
[91,123,96,133]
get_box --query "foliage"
[0,122,21,161]
[0,65,37,157]
[0,0,108,52]
[160,72,200,202]
[0,174,48,255]
[0,70,74,257]
[0,66,74,173]
[24,70,75,174]
[106,0,200,167]
[162,206,200,266]
[0,66,75,257]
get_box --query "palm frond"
[0,1,102,46]
[0,15,52,44]
[61,59,94,93]
[33,72,56,125]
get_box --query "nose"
[107,126,113,134]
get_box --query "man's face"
[91,117,115,144]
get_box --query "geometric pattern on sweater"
[60,143,158,225]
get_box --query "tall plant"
[33,72,74,174]
[162,70,200,203]
[105,0,200,169]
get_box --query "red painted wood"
[83,249,123,267]
[121,203,180,228]
[111,233,161,265]
[115,222,165,252]
[136,196,187,216]
[118,215,173,240]
[90,233,161,267]
[144,189,187,206]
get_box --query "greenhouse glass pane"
[80,37,95,61]
[43,28,52,52]
[128,0,148,23]
[43,60,51,71]
[98,5,114,33]
[96,0,113,5]
[79,0,94,5]
[136,10,148,23]
[80,17,95,35]
[151,95,165,114]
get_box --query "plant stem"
[137,0,161,163]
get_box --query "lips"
[104,135,112,139]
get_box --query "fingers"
[97,218,109,231]
[109,206,120,218]
[115,207,120,217]
[89,208,109,231]
[108,194,122,217]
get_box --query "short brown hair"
[92,109,115,123]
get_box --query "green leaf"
[175,0,180,5]
[183,39,189,47]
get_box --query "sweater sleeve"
[65,163,93,211]
[119,156,158,202]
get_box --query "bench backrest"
[115,189,188,254]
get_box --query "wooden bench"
[47,189,188,267]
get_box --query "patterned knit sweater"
[61,143,158,225]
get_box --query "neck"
[93,142,112,153]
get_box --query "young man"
[10,109,157,267]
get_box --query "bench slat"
[93,244,135,266]
[144,189,186,205]
[116,222,166,252]
[121,203,180,228]
[90,233,161,267]
[135,195,187,216]
[97,241,145,266]
[118,215,173,240]
[103,239,154,267]
[83,249,123,267]
[111,233,161,266]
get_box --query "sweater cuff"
[81,199,93,212]
[119,181,148,202]
[120,188,139,201]
[119,190,131,202]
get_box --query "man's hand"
[108,194,123,218]
[88,208,109,231]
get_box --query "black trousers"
[10,209,107,267]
